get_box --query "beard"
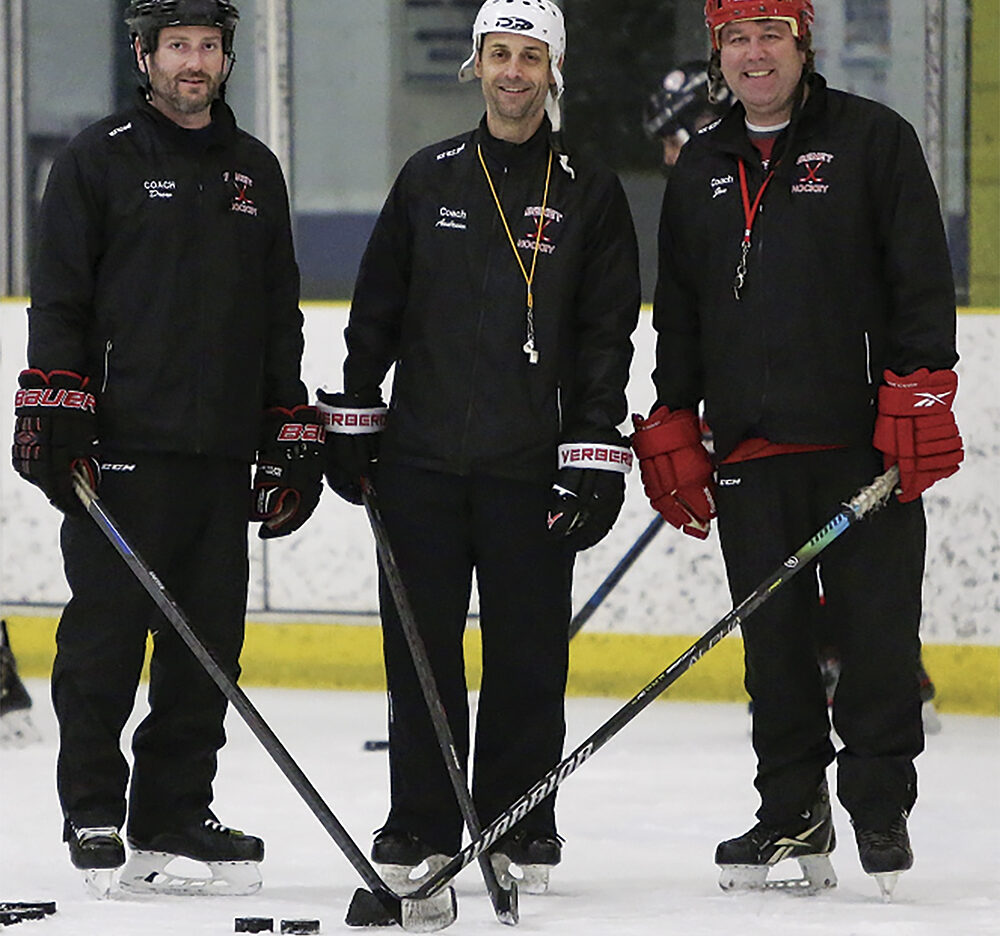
[148,64,223,117]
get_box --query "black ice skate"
[918,667,942,735]
[489,830,562,895]
[120,818,263,896]
[716,782,837,895]
[67,825,126,899]
[853,813,913,901]
[0,620,42,748]
[370,830,450,895]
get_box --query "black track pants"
[374,463,574,854]
[51,452,250,840]
[715,448,926,829]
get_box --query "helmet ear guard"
[703,0,815,51]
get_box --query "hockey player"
[632,0,962,900]
[643,61,732,169]
[11,0,321,898]
[0,620,42,747]
[319,0,639,898]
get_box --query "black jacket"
[28,93,306,462]
[343,117,640,483]
[652,74,958,461]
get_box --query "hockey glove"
[315,388,387,505]
[12,369,99,515]
[547,435,632,551]
[250,405,325,539]
[872,367,963,503]
[631,406,716,539]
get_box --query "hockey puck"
[363,739,389,751]
[280,920,320,934]
[235,917,273,933]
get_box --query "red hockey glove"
[631,406,716,539]
[12,369,99,514]
[872,368,963,503]
[547,435,632,551]
[315,388,387,505]
[250,405,325,538]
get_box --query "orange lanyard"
[478,144,553,364]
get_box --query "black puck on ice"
[235,917,274,933]
[281,921,320,935]
[363,739,389,751]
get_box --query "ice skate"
[370,830,450,895]
[120,818,263,896]
[853,813,912,901]
[489,830,562,895]
[0,620,42,748]
[67,826,126,899]
[716,782,837,895]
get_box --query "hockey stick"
[569,514,665,639]
[361,479,518,925]
[359,512,664,752]
[387,466,900,906]
[69,470,445,930]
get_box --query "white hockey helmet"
[458,0,566,130]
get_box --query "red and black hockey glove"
[631,405,716,539]
[547,433,632,551]
[12,369,99,515]
[250,405,325,539]
[315,388,387,505]
[872,367,963,503]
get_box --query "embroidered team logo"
[224,170,258,216]
[517,206,563,254]
[792,152,834,194]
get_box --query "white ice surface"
[2,680,998,935]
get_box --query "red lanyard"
[734,158,775,301]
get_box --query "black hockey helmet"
[643,61,732,141]
[124,0,240,56]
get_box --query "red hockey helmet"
[704,0,815,51]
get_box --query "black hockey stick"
[392,466,900,904]
[362,479,518,925]
[69,471,444,930]
[569,513,665,639]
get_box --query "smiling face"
[475,32,554,143]
[718,19,806,126]
[138,25,227,129]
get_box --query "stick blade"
[400,887,458,932]
[493,880,518,925]
[345,887,401,927]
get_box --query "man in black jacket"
[633,0,962,901]
[320,0,639,897]
[11,0,322,897]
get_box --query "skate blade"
[719,854,836,896]
[871,870,903,902]
[118,850,261,896]
[490,853,551,895]
[400,887,457,933]
[376,855,449,896]
[0,710,43,748]
[83,869,118,900]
